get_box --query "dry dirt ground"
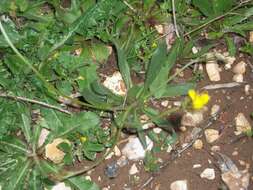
[87,53,253,190]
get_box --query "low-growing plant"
[0,0,252,189]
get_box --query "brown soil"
[89,55,253,190]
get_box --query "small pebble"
[129,164,139,175]
[117,156,128,167]
[170,180,188,190]
[179,126,187,132]
[161,100,169,107]
[193,164,202,169]
[210,104,220,116]
[232,61,246,74]
[114,146,121,157]
[233,74,243,83]
[174,101,181,107]
[232,151,238,156]
[153,128,162,134]
[105,162,119,178]
[245,85,250,95]
[204,129,220,143]
[167,145,173,153]
[85,176,91,181]
[193,139,203,150]
[200,168,215,180]
[238,160,246,166]
[192,46,198,54]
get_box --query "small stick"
[201,82,246,90]
[0,93,71,115]
[172,0,180,38]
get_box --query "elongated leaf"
[29,169,43,190]
[114,41,132,89]
[57,111,100,136]
[18,103,32,144]
[35,160,60,178]
[213,0,235,15]
[67,176,100,190]
[0,136,28,155]
[159,82,196,98]
[225,36,236,56]
[6,159,31,190]
[144,41,167,91]
[192,0,214,17]
[149,39,182,98]
[0,19,22,47]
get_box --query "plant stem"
[0,93,71,115]
[184,0,252,37]
[172,0,180,38]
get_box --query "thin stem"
[167,59,202,82]
[172,0,180,38]
[184,0,252,37]
[0,93,71,115]
[122,0,136,12]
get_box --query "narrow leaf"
[144,41,167,91]
[114,41,132,89]
[67,176,100,190]
[160,82,196,98]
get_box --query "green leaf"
[144,41,167,91]
[240,43,253,55]
[17,101,32,144]
[15,0,29,12]
[6,159,31,190]
[212,0,235,15]
[35,160,60,178]
[67,176,100,190]
[148,39,182,98]
[48,0,125,55]
[0,19,22,47]
[225,36,236,56]
[28,169,43,190]
[91,43,111,63]
[85,142,105,152]
[54,111,100,137]
[159,83,196,98]
[0,136,28,155]
[55,0,82,25]
[114,41,132,89]
[192,0,214,17]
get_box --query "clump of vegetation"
[0,0,252,189]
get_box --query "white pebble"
[200,168,215,180]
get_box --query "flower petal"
[188,89,196,100]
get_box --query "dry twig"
[0,93,71,115]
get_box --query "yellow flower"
[152,42,157,48]
[188,89,210,110]
[80,136,87,143]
